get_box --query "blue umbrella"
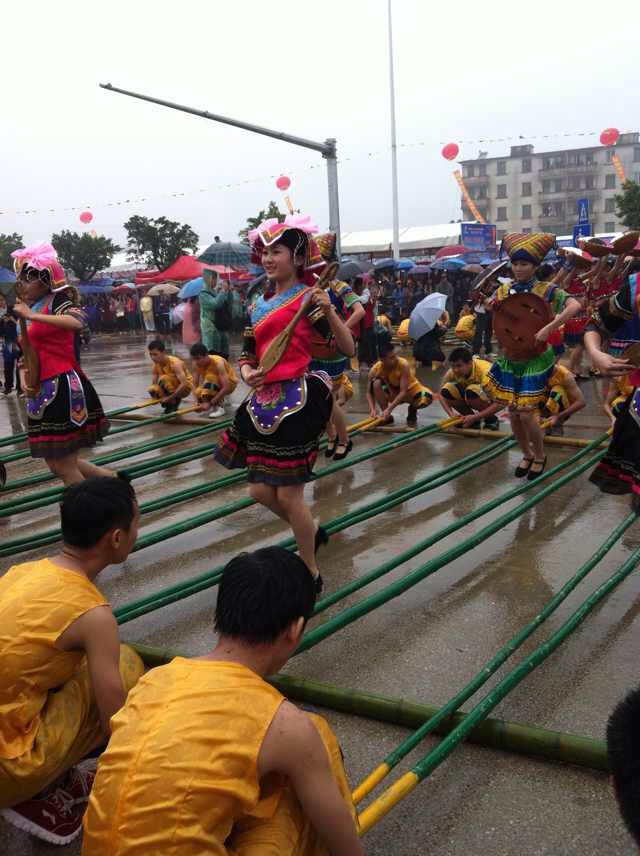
[178,277,204,299]
[394,259,414,271]
[430,257,466,272]
[408,292,448,340]
[0,267,16,284]
[373,258,396,271]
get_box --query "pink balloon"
[441,142,459,161]
[79,211,93,224]
[599,127,620,147]
[276,175,291,191]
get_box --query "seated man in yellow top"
[190,343,238,419]
[147,338,193,414]
[376,312,393,334]
[540,362,586,436]
[440,347,501,430]
[82,547,363,856]
[397,317,411,341]
[0,478,144,846]
[367,337,433,427]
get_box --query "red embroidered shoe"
[1,783,84,845]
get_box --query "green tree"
[124,215,199,270]
[238,201,284,241]
[0,232,23,270]
[51,231,121,281]
[614,180,640,230]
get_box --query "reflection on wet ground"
[1,332,637,854]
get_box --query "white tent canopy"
[340,223,463,255]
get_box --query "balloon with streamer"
[79,211,93,224]
[599,128,620,147]
[441,143,459,161]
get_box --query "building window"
[605,150,613,163]
[496,207,508,221]
[496,184,507,198]
[478,162,487,176]
[567,176,579,191]
[521,204,532,219]
[605,221,616,232]
[497,161,507,175]
[522,181,532,196]
[585,175,595,189]
[605,174,616,189]
[604,198,616,213]
[553,179,563,193]
[522,158,531,173]
[585,153,595,165]
[542,179,551,193]
[541,202,564,218]
[465,164,475,178]
[475,184,488,199]
[634,147,640,162]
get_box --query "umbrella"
[470,260,511,294]
[147,283,180,296]
[462,263,484,274]
[178,277,204,299]
[430,257,466,272]
[0,267,16,284]
[409,265,431,274]
[408,292,448,340]
[435,244,465,259]
[373,258,396,271]
[337,260,370,280]
[111,282,137,295]
[198,241,251,268]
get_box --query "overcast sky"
[3,0,638,249]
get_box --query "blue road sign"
[577,198,589,224]
[573,223,591,244]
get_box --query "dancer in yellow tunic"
[439,346,500,429]
[147,339,193,414]
[367,337,433,427]
[0,478,144,846]
[539,363,585,436]
[82,548,362,856]
[190,343,238,419]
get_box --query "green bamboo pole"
[314,433,610,615]
[0,420,447,557]
[296,449,607,656]
[114,434,512,624]
[127,644,608,774]
[352,512,636,804]
[358,539,640,833]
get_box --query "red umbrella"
[435,244,465,259]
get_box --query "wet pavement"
[1,331,638,855]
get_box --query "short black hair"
[60,477,137,549]
[449,346,473,363]
[215,547,317,644]
[607,686,640,845]
[190,343,208,358]
[148,339,165,352]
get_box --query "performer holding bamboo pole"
[214,215,355,588]
[9,243,115,487]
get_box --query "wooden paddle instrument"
[493,292,552,360]
[14,281,40,399]
[258,262,339,374]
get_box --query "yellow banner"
[611,153,627,184]
[453,170,486,224]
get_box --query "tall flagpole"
[388,0,400,261]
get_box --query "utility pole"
[387,0,400,261]
[99,84,342,256]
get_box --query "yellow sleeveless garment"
[202,355,238,388]
[82,659,288,855]
[0,559,107,761]
[372,356,427,399]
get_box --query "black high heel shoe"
[527,457,547,480]
[332,439,353,461]
[325,438,338,458]
[314,526,330,554]
[514,457,534,478]
[314,574,324,594]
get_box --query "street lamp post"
[99,83,342,255]
[387,0,400,261]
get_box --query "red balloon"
[79,211,93,224]
[599,127,620,147]
[276,175,291,191]
[441,142,459,161]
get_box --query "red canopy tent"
[134,254,206,285]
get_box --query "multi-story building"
[459,133,640,239]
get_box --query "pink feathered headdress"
[248,213,324,270]
[11,242,67,290]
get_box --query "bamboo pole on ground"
[127,643,609,774]
[357,540,640,833]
